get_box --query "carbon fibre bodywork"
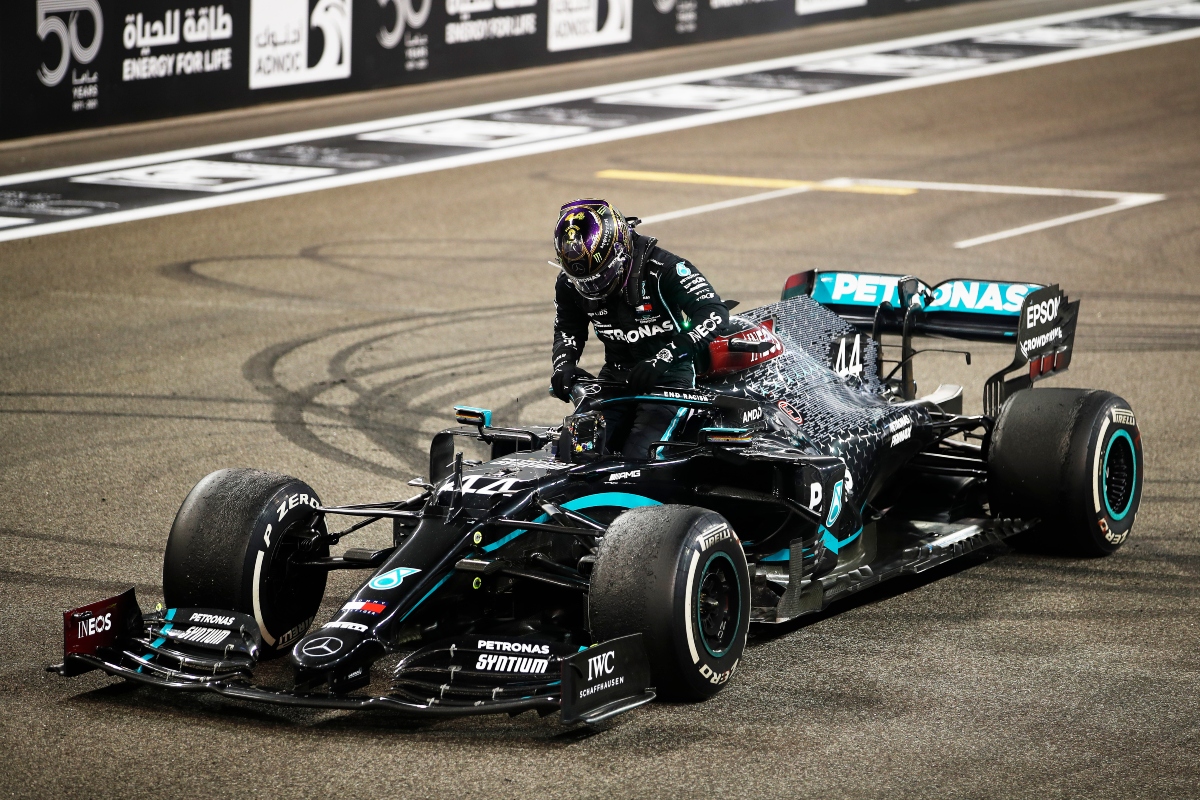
[52,277,1074,722]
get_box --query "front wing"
[49,590,654,725]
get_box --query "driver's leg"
[620,403,686,460]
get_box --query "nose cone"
[291,627,383,674]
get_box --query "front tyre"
[988,388,1143,557]
[162,468,328,656]
[589,505,750,700]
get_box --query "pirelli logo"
[1112,408,1136,426]
[699,523,732,550]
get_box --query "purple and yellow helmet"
[553,198,633,300]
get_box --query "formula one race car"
[51,270,1143,725]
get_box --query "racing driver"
[549,198,730,458]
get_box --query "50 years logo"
[377,0,432,48]
[36,0,103,88]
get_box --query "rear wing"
[784,270,1041,342]
[783,270,1079,414]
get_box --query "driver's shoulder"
[645,246,691,277]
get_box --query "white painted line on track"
[837,178,1167,247]
[0,0,1193,244]
[640,185,816,225]
[613,171,1166,247]
[951,195,1165,248]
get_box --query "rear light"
[1030,350,1064,380]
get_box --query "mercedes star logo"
[301,636,343,657]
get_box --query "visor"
[564,252,626,299]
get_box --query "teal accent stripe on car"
[399,572,453,622]
[1103,429,1137,521]
[820,526,862,554]
[480,492,662,553]
[151,608,177,648]
[655,407,689,460]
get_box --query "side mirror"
[454,406,492,428]
[698,427,754,448]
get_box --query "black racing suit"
[552,232,729,459]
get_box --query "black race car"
[51,270,1143,725]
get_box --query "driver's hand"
[550,364,593,402]
[628,347,676,393]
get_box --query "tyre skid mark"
[245,303,559,478]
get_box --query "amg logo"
[174,626,229,645]
[586,649,616,682]
[477,640,551,654]
[189,612,235,626]
[699,523,732,550]
[475,654,550,673]
[608,470,641,482]
[741,407,763,423]
[1112,408,1136,426]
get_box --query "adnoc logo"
[368,567,421,591]
[825,480,843,527]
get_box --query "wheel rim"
[696,552,741,658]
[258,506,327,648]
[1102,429,1136,521]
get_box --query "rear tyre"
[988,388,1142,557]
[589,505,750,700]
[162,468,328,656]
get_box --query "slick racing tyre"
[988,388,1142,557]
[589,505,750,701]
[163,468,328,657]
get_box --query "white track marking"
[640,185,815,225]
[0,0,1194,243]
[629,174,1166,247]
[951,195,1166,248]
[837,178,1167,247]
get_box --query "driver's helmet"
[553,198,633,300]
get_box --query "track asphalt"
[1,0,1197,796]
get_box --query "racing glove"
[550,363,593,402]
[628,344,681,393]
